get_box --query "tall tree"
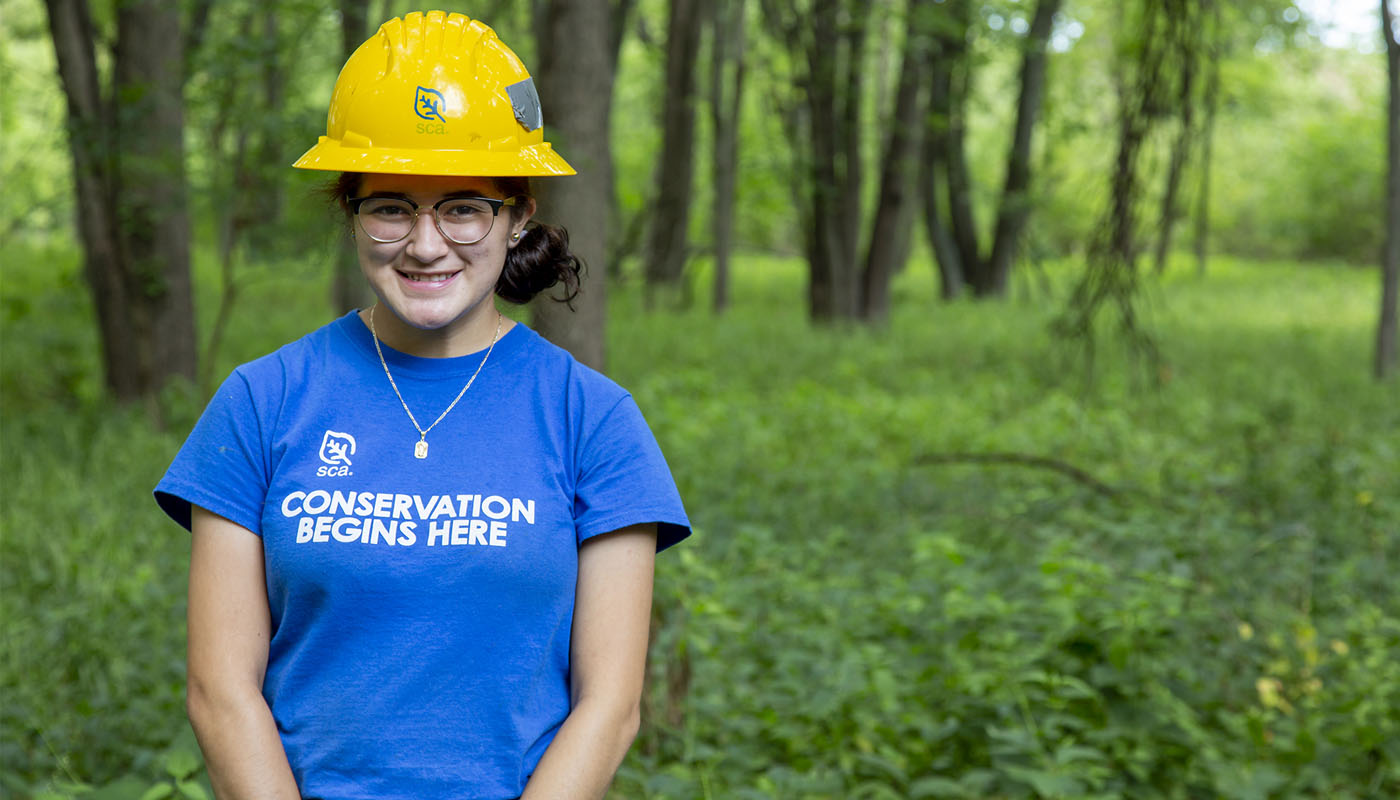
[1193,0,1223,276]
[44,0,196,404]
[920,25,966,300]
[921,0,1061,299]
[331,0,375,315]
[1056,0,1203,375]
[860,1,932,322]
[710,0,748,314]
[1378,0,1399,379]
[983,0,1062,295]
[531,0,615,369]
[643,0,706,305]
[1150,0,1201,276]
[762,0,870,321]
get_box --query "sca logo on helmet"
[414,86,448,135]
[318,430,356,477]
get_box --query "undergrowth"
[2,247,1397,798]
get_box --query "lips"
[397,270,459,285]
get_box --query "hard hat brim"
[292,137,576,177]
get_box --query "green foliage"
[5,241,1397,797]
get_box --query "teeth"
[404,273,452,283]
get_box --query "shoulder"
[228,312,363,389]
[509,323,632,407]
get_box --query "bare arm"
[521,524,658,800]
[186,505,300,800]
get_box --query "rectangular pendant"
[414,440,428,459]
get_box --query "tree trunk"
[1377,0,1399,379]
[1194,0,1221,277]
[643,0,705,303]
[604,0,640,274]
[532,0,614,369]
[860,8,929,322]
[805,0,867,320]
[942,0,983,293]
[1153,1,1200,276]
[45,0,196,404]
[921,50,965,299]
[710,0,747,314]
[332,0,374,314]
[114,0,196,391]
[984,0,1061,296]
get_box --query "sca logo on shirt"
[317,430,356,477]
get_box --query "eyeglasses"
[348,195,520,245]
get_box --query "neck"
[361,304,511,358]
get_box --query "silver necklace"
[368,305,502,459]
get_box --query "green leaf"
[909,775,968,799]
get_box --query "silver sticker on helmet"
[506,78,543,132]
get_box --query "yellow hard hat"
[293,10,575,176]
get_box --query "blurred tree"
[531,0,615,368]
[643,0,705,307]
[1379,0,1399,379]
[193,1,322,396]
[762,0,871,321]
[1193,0,1223,275]
[983,0,1062,295]
[919,0,1061,299]
[919,5,966,300]
[860,0,932,322]
[710,0,748,314]
[925,0,976,298]
[1152,0,1207,275]
[1056,0,1208,375]
[330,0,375,316]
[43,0,198,405]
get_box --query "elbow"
[619,701,642,748]
[185,673,217,733]
[186,669,258,735]
[575,694,642,757]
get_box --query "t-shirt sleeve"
[574,395,691,551]
[154,369,271,534]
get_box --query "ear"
[509,196,537,246]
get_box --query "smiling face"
[352,173,533,355]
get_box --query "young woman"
[155,12,690,800]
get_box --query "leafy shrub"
[4,253,1398,798]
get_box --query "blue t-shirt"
[155,311,690,800]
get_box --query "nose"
[403,207,450,262]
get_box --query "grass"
[3,241,1398,798]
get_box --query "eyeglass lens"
[356,198,499,245]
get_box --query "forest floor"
[3,246,1398,799]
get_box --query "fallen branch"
[916,451,1120,497]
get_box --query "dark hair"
[329,172,582,305]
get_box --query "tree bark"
[804,0,868,320]
[860,6,929,322]
[1194,0,1221,277]
[984,0,1061,296]
[1153,1,1200,276]
[941,0,983,293]
[332,0,374,314]
[1377,0,1399,379]
[532,0,614,369]
[45,0,196,403]
[643,0,705,301]
[921,49,965,299]
[710,0,747,314]
[114,0,196,392]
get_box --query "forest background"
[3,0,1399,797]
